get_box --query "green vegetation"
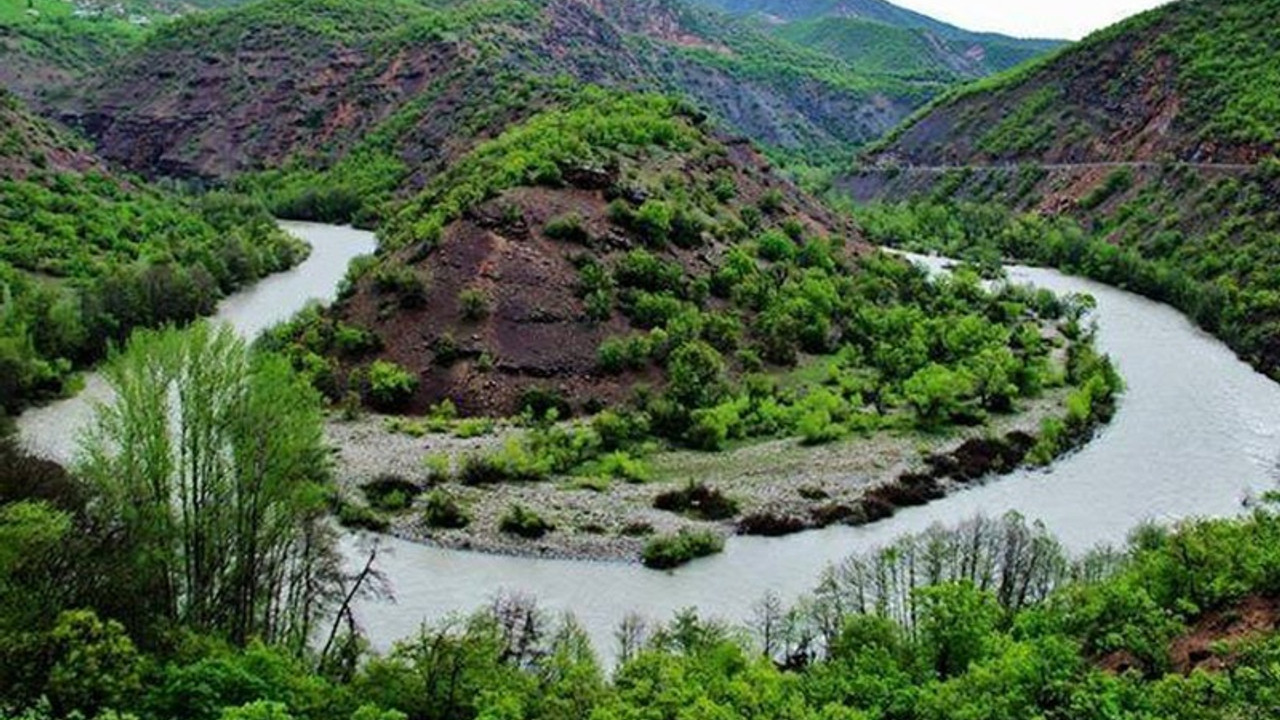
[364,360,418,411]
[0,160,305,412]
[641,528,725,569]
[422,490,470,530]
[3,334,1280,719]
[856,187,1280,380]
[498,503,553,539]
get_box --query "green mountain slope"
[852,0,1280,379]
[689,0,1062,78]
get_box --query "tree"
[79,321,339,650]
[665,340,726,410]
[913,582,1001,679]
[903,364,974,428]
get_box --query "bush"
[371,264,428,308]
[458,288,490,321]
[365,360,418,411]
[337,501,389,532]
[598,335,651,374]
[422,491,470,529]
[653,482,739,520]
[519,386,572,421]
[642,529,725,569]
[452,417,495,439]
[500,504,554,539]
[594,451,650,483]
[544,212,590,244]
[360,475,420,512]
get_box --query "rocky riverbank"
[325,385,1075,564]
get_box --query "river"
[16,223,1280,661]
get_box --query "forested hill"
[868,0,1280,165]
[688,0,1062,79]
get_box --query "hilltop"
[689,0,1062,79]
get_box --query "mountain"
[56,0,939,191]
[869,0,1278,165]
[852,0,1280,379]
[688,0,1062,79]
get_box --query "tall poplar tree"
[79,321,339,650]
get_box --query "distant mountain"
[688,0,1063,78]
[58,0,942,186]
[868,0,1279,165]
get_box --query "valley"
[3,0,1280,718]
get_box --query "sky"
[889,0,1171,40]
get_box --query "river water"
[16,224,1280,660]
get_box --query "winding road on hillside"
[857,161,1260,173]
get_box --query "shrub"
[642,529,725,569]
[365,360,418,411]
[653,482,739,520]
[459,440,548,485]
[372,264,428,308]
[666,340,727,410]
[758,189,784,214]
[519,386,572,421]
[453,417,496,438]
[422,490,470,529]
[598,335,651,374]
[634,199,674,245]
[615,250,684,294]
[458,287,490,321]
[500,504,554,539]
[361,475,420,512]
[756,230,796,262]
[544,212,590,244]
[334,323,381,356]
[594,451,650,483]
[337,502,389,532]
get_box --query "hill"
[870,0,1278,165]
[851,0,1280,379]
[0,88,305,412]
[689,0,1062,79]
[58,0,945,191]
[265,90,861,417]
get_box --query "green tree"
[903,364,975,428]
[79,321,338,650]
[914,582,1001,679]
[666,340,727,410]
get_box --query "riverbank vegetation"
[0,91,307,413]
[6,396,1280,720]
[255,89,1121,566]
[854,181,1280,381]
